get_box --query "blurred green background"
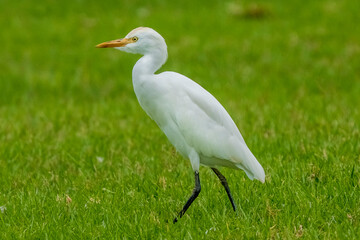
[0,0,359,238]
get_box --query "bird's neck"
[132,48,168,81]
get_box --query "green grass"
[1,0,359,238]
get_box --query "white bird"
[97,27,265,223]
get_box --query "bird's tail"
[235,147,265,183]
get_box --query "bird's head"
[96,27,167,56]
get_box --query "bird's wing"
[151,71,248,160]
[160,71,246,144]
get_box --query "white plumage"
[97,27,265,222]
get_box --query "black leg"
[211,168,237,211]
[173,171,201,223]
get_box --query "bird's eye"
[132,36,138,42]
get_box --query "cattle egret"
[97,27,265,223]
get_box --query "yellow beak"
[96,38,132,48]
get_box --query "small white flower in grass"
[90,197,101,204]
[205,227,216,234]
[96,156,104,163]
[0,206,6,213]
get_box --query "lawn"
[0,0,359,238]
